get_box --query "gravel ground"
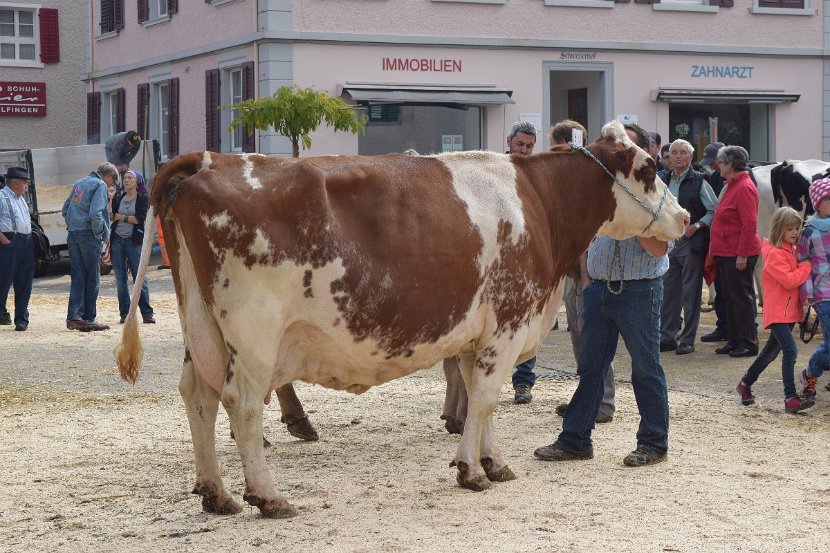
[1,266,829,552]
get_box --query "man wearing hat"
[0,167,34,331]
[104,130,142,174]
[700,142,726,197]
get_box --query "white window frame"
[751,0,812,15]
[0,3,42,68]
[149,80,170,159]
[653,0,718,13]
[101,89,120,142]
[143,0,171,27]
[227,68,243,152]
[543,0,614,9]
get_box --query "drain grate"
[534,364,579,382]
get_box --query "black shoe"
[715,344,736,355]
[157,264,170,270]
[623,446,667,467]
[514,384,532,404]
[659,341,677,352]
[555,403,568,417]
[0,312,10,325]
[676,343,695,355]
[119,316,126,324]
[14,323,27,331]
[701,330,729,343]
[534,443,594,461]
[143,315,156,324]
[729,347,758,358]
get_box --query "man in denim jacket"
[62,162,118,331]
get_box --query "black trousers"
[715,255,759,350]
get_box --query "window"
[100,0,124,35]
[138,0,177,25]
[155,81,170,157]
[206,61,255,153]
[751,0,810,13]
[358,104,482,155]
[140,77,178,159]
[100,88,125,142]
[0,7,36,63]
[228,68,243,151]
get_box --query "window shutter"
[114,0,125,30]
[116,88,126,133]
[100,0,113,33]
[87,92,101,145]
[168,0,178,15]
[759,0,804,6]
[39,9,60,63]
[137,0,148,23]
[614,0,631,4]
[168,78,180,157]
[205,69,220,151]
[242,61,256,153]
[137,83,150,139]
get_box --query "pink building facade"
[84,0,829,163]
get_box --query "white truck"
[0,140,159,275]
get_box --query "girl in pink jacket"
[737,207,813,413]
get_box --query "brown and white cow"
[116,121,688,518]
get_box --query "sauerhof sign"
[0,81,46,117]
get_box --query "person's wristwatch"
[694,222,701,230]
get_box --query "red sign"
[0,81,47,117]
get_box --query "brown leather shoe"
[84,321,110,331]
[66,319,92,332]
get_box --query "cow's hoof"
[282,415,319,442]
[259,501,298,519]
[455,461,492,491]
[440,415,464,435]
[481,457,517,482]
[243,493,298,518]
[195,487,243,515]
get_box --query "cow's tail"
[115,204,157,384]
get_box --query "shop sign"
[0,81,46,116]
[559,52,596,60]
[691,65,754,79]
[382,57,462,72]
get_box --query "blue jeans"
[805,301,830,378]
[110,234,153,318]
[743,323,798,398]
[67,230,102,322]
[0,233,34,326]
[556,278,669,454]
[512,356,536,389]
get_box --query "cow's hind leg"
[222,361,297,518]
[453,348,519,490]
[179,350,242,515]
[440,357,468,435]
[275,383,319,441]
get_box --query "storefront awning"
[340,83,515,106]
[651,87,800,104]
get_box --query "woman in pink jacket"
[737,207,813,413]
[709,145,762,357]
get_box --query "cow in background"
[116,121,688,518]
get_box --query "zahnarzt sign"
[0,81,47,116]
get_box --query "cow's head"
[589,121,689,241]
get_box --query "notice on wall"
[0,81,46,117]
[519,113,543,135]
[442,135,463,152]
[616,114,638,125]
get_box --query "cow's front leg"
[222,364,297,518]
[179,351,242,515]
[440,357,468,435]
[452,350,514,491]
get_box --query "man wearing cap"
[105,131,142,175]
[505,121,538,403]
[700,142,726,197]
[0,167,34,331]
[659,139,718,355]
[62,162,119,332]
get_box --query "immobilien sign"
[382,58,462,72]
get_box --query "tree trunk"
[291,136,300,158]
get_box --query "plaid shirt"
[797,220,830,304]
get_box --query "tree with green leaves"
[228,85,367,157]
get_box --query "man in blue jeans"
[534,234,671,466]
[62,162,118,332]
[0,167,35,331]
[505,120,539,403]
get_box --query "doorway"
[543,61,613,146]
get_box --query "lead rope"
[568,142,669,294]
